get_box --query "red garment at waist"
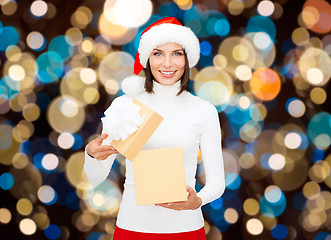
[113,226,207,240]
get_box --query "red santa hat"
[121,17,200,97]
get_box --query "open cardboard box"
[133,147,187,205]
[110,98,164,161]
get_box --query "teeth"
[160,71,175,75]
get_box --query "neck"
[152,80,182,98]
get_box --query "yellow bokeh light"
[224,208,239,224]
[1,0,17,15]
[5,45,22,62]
[19,218,37,235]
[292,28,310,46]
[99,13,137,45]
[22,103,40,122]
[47,96,85,133]
[33,213,50,230]
[239,153,256,169]
[269,154,285,171]
[83,87,100,104]
[228,0,244,15]
[0,208,12,224]
[71,6,93,29]
[105,79,120,95]
[303,181,321,200]
[12,152,29,169]
[301,6,319,28]
[310,87,326,105]
[238,95,251,110]
[80,68,97,85]
[213,54,228,70]
[309,161,330,183]
[99,51,135,90]
[81,38,94,54]
[235,65,252,81]
[8,64,25,81]
[65,28,83,46]
[299,48,331,86]
[233,44,249,62]
[246,218,263,235]
[243,198,260,216]
[103,0,152,28]
[65,152,88,187]
[17,198,33,216]
[284,132,302,149]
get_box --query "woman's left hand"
[155,186,202,211]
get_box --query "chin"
[156,77,180,86]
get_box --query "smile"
[160,71,176,75]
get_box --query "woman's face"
[149,42,185,86]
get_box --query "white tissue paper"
[101,98,144,145]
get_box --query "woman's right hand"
[86,133,119,160]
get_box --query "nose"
[163,54,172,68]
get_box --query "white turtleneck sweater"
[84,80,225,233]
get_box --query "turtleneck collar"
[152,80,182,98]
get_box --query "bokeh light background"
[1,0,331,239]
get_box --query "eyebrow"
[153,48,184,52]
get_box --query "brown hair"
[143,51,190,96]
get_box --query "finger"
[95,145,117,152]
[186,186,196,195]
[95,133,108,144]
[94,151,118,160]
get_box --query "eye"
[174,52,183,56]
[153,52,162,56]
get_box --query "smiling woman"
[84,17,225,240]
[144,42,190,95]
[149,42,185,85]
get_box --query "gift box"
[110,98,164,161]
[133,147,187,205]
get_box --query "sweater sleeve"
[84,148,117,187]
[197,106,225,206]
[83,98,123,187]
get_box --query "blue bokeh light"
[247,16,276,40]
[0,173,14,190]
[200,41,212,56]
[36,51,64,84]
[48,36,74,62]
[87,232,103,240]
[215,18,230,36]
[0,26,19,51]
[271,224,288,240]
[260,190,286,217]
[44,224,61,239]
[210,197,223,210]
[71,134,83,150]
[226,173,241,190]
[314,232,331,240]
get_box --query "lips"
[159,70,177,78]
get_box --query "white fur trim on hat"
[121,75,145,97]
[138,23,200,68]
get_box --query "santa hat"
[121,17,200,97]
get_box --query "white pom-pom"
[121,75,145,97]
